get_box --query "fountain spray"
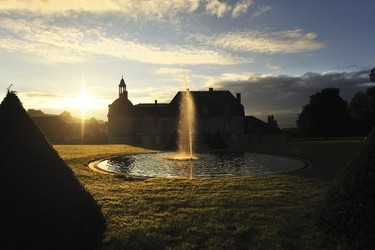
[177,76,196,159]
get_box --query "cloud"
[252,5,271,17]
[206,70,373,124]
[205,0,232,18]
[204,0,254,18]
[131,85,181,104]
[0,0,252,20]
[0,16,246,65]
[155,67,192,75]
[232,0,254,18]
[0,0,200,20]
[193,29,324,54]
[23,92,65,98]
[265,60,284,70]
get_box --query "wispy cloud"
[131,85,181,104]
[0,0,200,20]
[23,92,65,98]
[265,60,284,70]
[0,0,252,20]
[155,67,192,75]
[193,29,324,54]
[232,0,254,18]
[0,16,246,65]
[252,5,272,17]
[204,0,254,18]
[205,0,232,18]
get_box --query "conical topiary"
[318,126,375,249]
[0,91,106,249]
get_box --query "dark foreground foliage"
[319,126,375,249]
[0,91,106,249]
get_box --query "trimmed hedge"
[318,126,375,249]
[0,91,106,249]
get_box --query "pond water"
[96,152,306,178]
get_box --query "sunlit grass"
[54,141,362,249]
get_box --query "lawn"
[54,140,362,249]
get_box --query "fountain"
[94,84,307,178]
[175,88,196,160]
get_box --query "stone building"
[108,77,284,148]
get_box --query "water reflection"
[97,152,305,178]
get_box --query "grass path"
[54,141,362,249]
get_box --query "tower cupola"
[119,76,127,99]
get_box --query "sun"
[73,91,96,111]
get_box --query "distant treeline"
[297,85,375,138]
[28,110,108,144]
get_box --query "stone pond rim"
[89,151,310,178]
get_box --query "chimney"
[236,93,241,103]
[209,87,213,91]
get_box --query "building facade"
[108,77,284,148]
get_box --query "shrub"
[0,91,106,249]
[318,126,375,249]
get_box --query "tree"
[370,67,375,83]
[267,115,281,134]
[297,88,351,138]
[349,86,375,135]
[27,109,45,117]
[59,110,73,122]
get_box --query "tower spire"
[119,76,127,99]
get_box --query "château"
[108,77,284,149]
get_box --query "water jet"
[172,88,196,160]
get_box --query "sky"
[0,0,374,126]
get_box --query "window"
[202,106,209,116]
[223,105,231,116]
[248,136,253,144]
[203,122,209,133]
[225,121,230,132]
[133,120,142,133]
[134,136,142,145]
[161,121,167,133]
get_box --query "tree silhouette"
[59,110,74,122]
[27,108,46,117]
[0,91,106,248]
[297,88,351,138]
[370,67,375,83]
[349,86,375,135]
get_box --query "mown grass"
[54,140,362,249]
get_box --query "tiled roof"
[108,89,244,118]
[169,90,244,116]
